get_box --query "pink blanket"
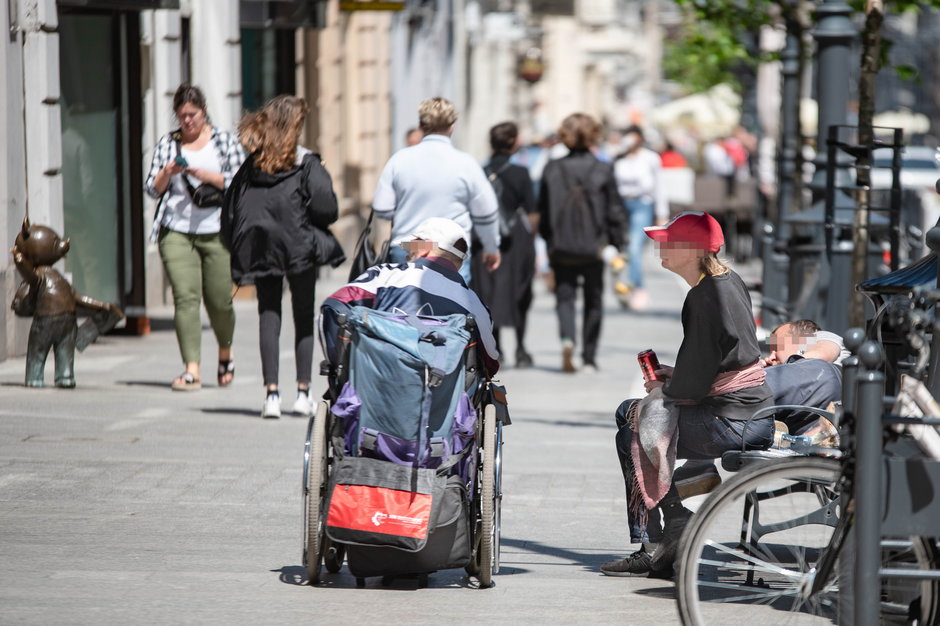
[629,362,766,510]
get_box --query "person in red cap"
[601,210,774,578]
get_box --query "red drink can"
[638,349,661,382]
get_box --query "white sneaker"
[262,393,281,419]
[292,390,314,416]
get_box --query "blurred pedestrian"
[472,122,538,368]
[612,125,668,311]
[405,127,423,146]
[602,212,773,578]
[538,113,626,373]
[371,97,501,285]
[222,95,343,419]
[659,141,688,168]
[144,83,244,391]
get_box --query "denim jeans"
[622,198,654,289]
[613,398,774,543]
[388,244,472,285]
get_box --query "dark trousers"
[613,398,774,543]
[255,268,317,388]
[553,260,604,365]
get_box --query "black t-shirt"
[662,270,773,419]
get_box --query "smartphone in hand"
[174,155,188,167]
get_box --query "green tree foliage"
[663,0,778,96]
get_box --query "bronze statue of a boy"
[11,217,124,388]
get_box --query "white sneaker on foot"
[292,390,314,416]
[262,393,281,419]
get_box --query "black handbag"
[348,210,390,281]
[299,154,346,268]
[173,133,225,208]
[185,178,224,208]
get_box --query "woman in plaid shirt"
[145,84,245,391]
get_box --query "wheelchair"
[302,305,508,588]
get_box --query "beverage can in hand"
[638,349,660,382]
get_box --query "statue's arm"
[11,246,38,282]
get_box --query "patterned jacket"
[144,127,245,242]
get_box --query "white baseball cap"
[404,217,469,259]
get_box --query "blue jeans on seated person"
[622,198,654,289]
[388,244,473,285]
[613,398,774,544]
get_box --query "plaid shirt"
[145,127,245,242]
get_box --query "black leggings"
[255,268,317,388]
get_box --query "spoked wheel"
[838,532,940,625]
[302,400,330,585]
[676,457,843,625]
[492,420,503,575]
[476,404,497,588]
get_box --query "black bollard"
[841,327,865,417]
[854,340,884,626]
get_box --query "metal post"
[841,327,866,417]
[761,9,801,328]
[854,340,884,626]
[809,0,855,200]
[807,0,857,334]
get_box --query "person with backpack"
[221,95,344,419]
[322,217,500,378]
[537,113,626,373]
[471,122,538,368]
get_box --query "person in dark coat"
[222,95,341,419]
[471,122,538,368]
[538,113,626,373]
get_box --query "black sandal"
[218,359,235,387]
[171,372,202,391]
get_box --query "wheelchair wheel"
[477,404,497,588]
[302,400,330,585]
[676,456,842,625]
[493,419,503,575]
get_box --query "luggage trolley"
[303,305,508,588]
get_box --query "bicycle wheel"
[677,457,843,625]
[839,532,940,626]
[302,400,330,585]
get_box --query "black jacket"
[537,150,626,263]
[222,152,340,285]
[664,271,773,419]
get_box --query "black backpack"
[484,161,519,246]
[550,161,604,261]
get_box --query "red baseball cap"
[644,211,724,252]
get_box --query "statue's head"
[15,217,70,267]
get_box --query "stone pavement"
[0,252,761,625]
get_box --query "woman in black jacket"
[222,95,343,418]
[537,113,626,373]
[471,122,538,368]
